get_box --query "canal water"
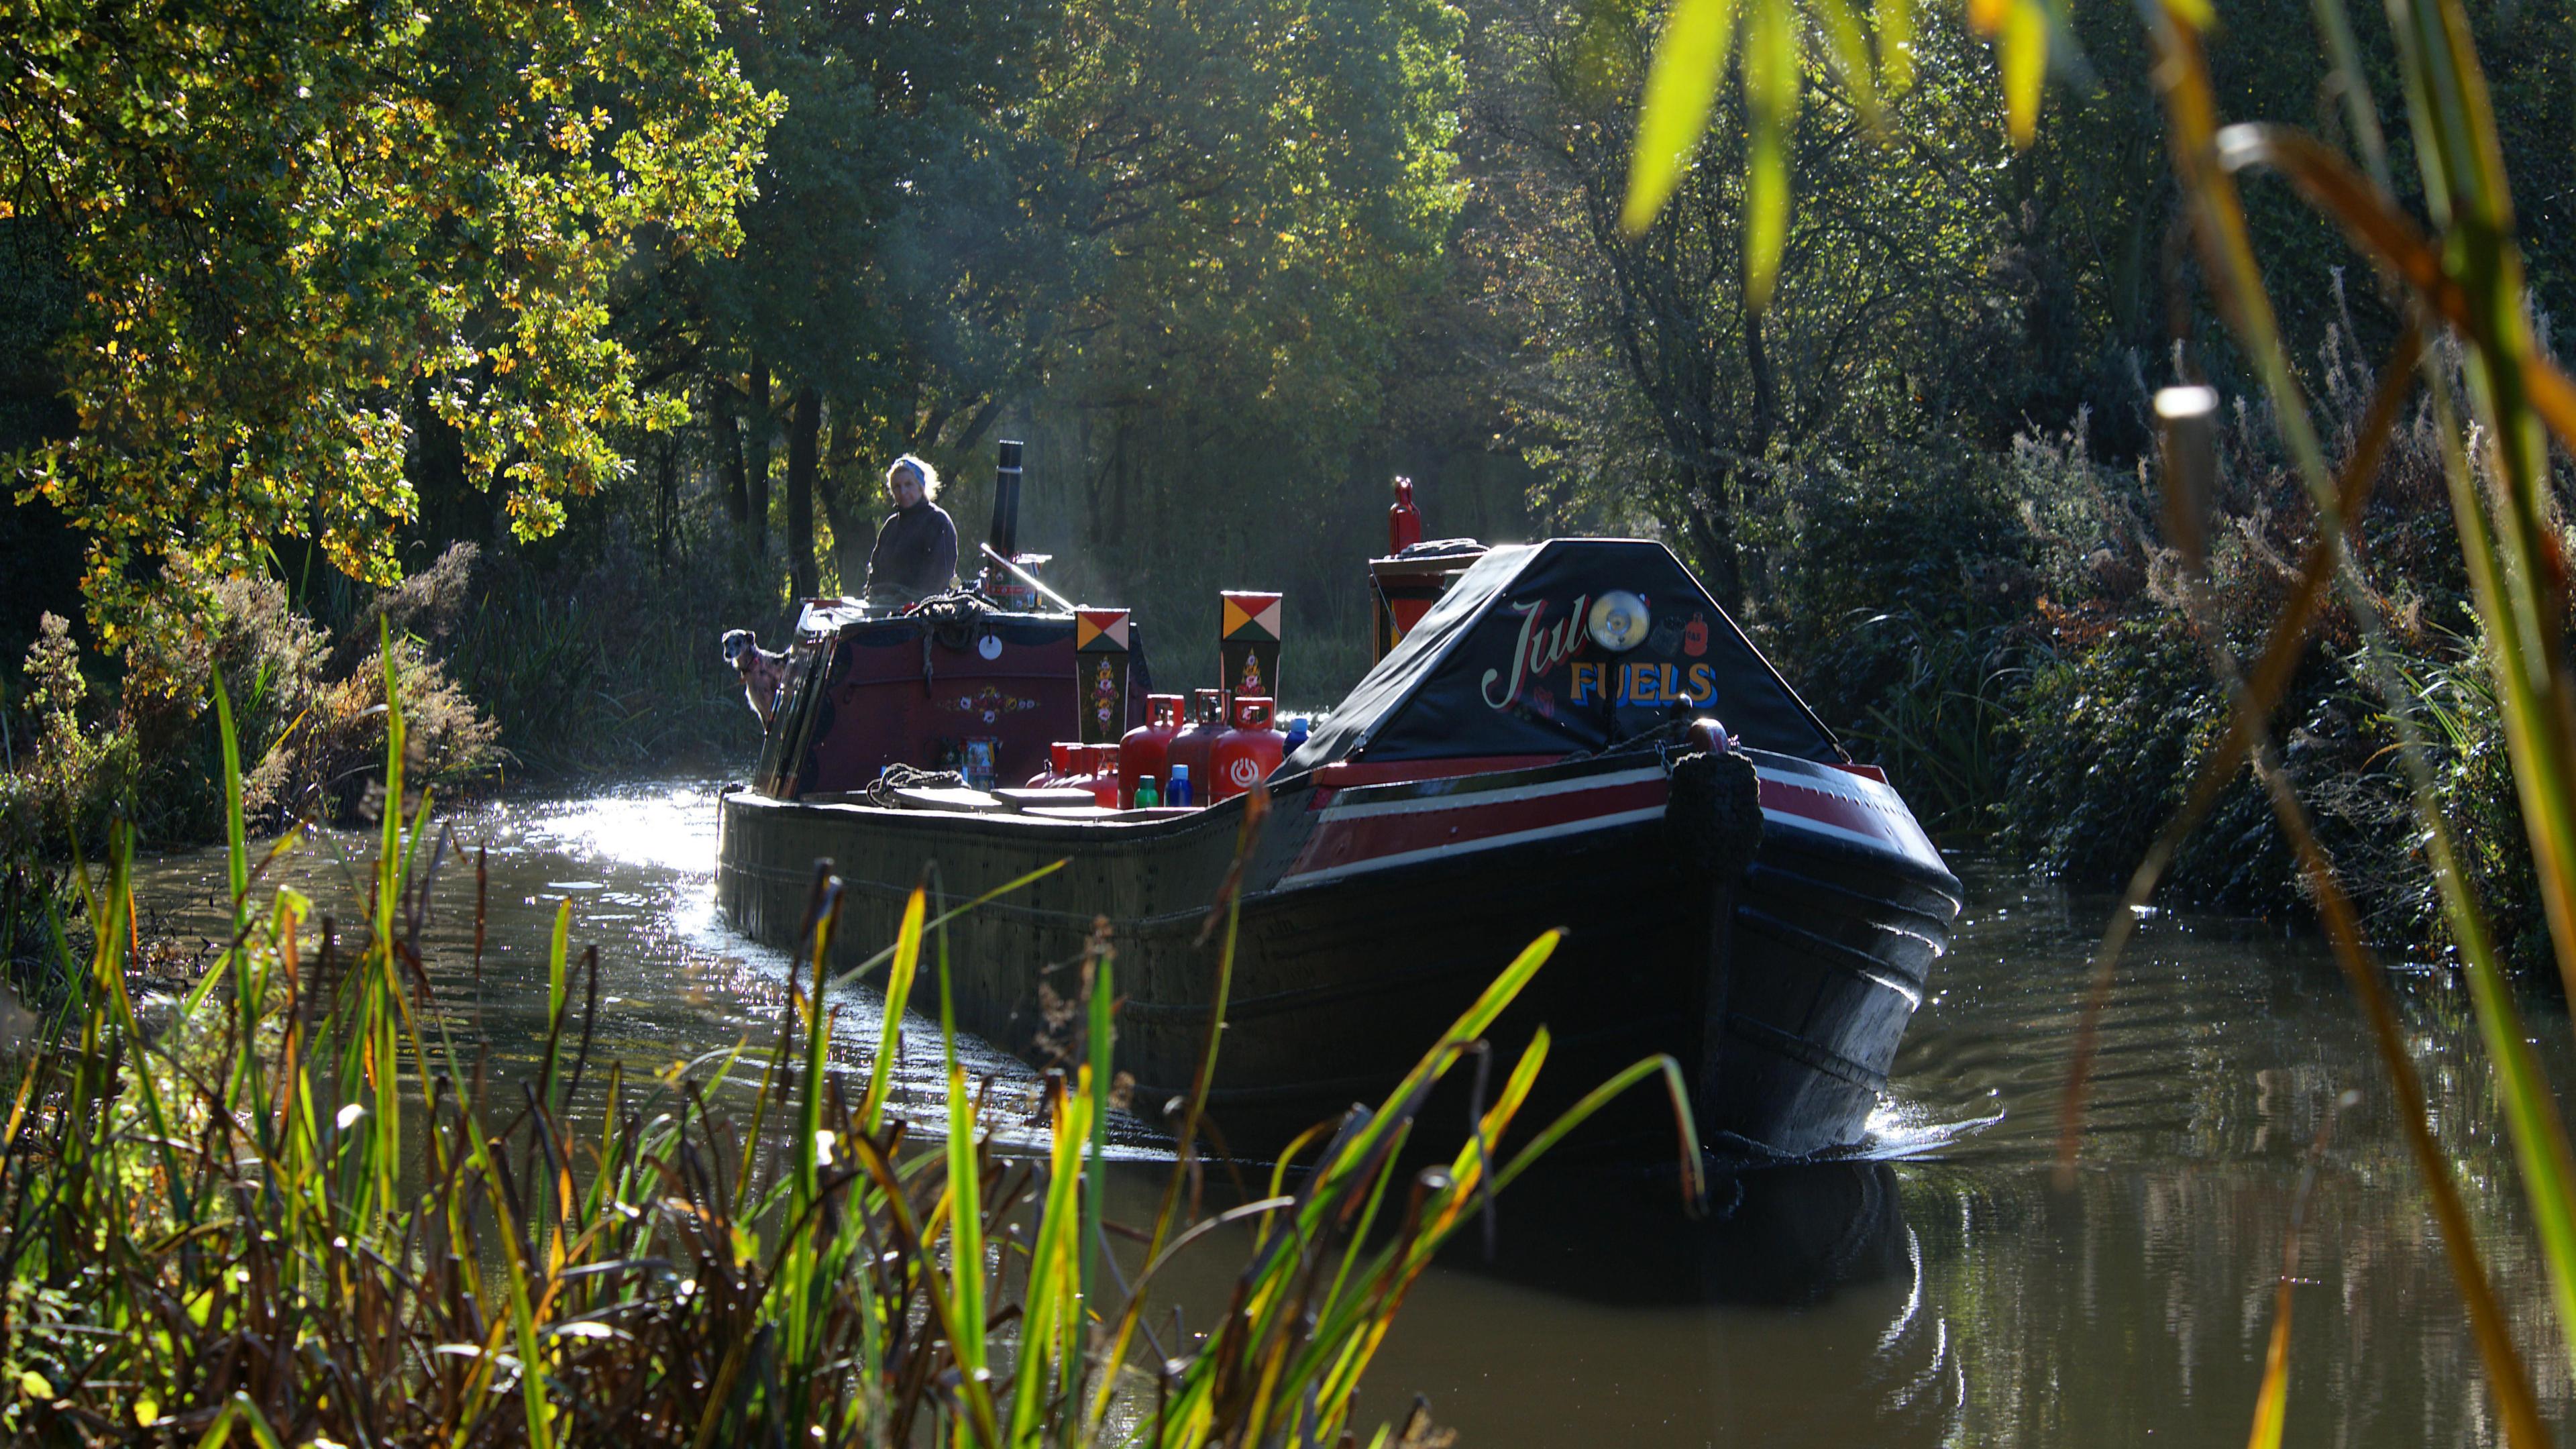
[128,777,2575,1446]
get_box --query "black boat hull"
[716,747,1959,1159]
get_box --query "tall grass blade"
[1081,945,1115,1362]
[2094,11,2563,1435]
[858,884,926,1134]
[2309,0,2390,191]
[2245,1100,2342,1449]
[215,661,250,940]
[934,884,1001,1441]
[829,858,1065,988]
[1873,0,1915,91]
[2194,0,2576,1395]
[2000,0,2046,146]
[1815,0,1881,125]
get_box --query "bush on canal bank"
[1,522,785,870]
[0,574,498,856]
[1739,319,2557,973]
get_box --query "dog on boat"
[721,629,791,725]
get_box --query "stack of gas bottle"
[1022,741,1123,807]
[1025,690,1290,808]
[1023,594,1300,810]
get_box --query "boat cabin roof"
[1286,538,1841,771]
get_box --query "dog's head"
[720,629,754,664]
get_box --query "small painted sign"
[1222,592,1283,641]
[1076,608,1131,653]
[1483,593,1719,715]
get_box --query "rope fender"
[1665,747,1764,883]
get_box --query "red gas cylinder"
[1209,696,1285,804]
[1388,476,1424,554]
[1055,743,1105,804]
[1028,741,1080,790]
[1163,689,1225,806]
[1119,694,1186,808]
[1082,745,1121,807]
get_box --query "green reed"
[0,630,1699,1445]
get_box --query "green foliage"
[0,613,138,854]
[2395,629,2551,975]
[418,532,774,773]
[1032,0,1466,455]
[1,0,781,646]
[1739,439,2039,828]
[624,0,1479,643]
[1999,614,2302,904]
[1619,0,2043,304]
[1474,0,2037,607]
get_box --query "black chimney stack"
[988,439,1024,564]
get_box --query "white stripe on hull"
[1277,805,1667,889]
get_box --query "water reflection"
[1451,1161,1911,1308]
[127,791,2576,1445]
[1343,864,2573,1446]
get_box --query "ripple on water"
[127,775,1160,1154]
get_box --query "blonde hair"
[887,453,941,501]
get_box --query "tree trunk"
[718,385,748,529]
[1744,309,1778,457]
[787,384,820,600]
[818,401,865,588]
[1684,485,1745,619]
[747,354,773,555]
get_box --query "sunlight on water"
[127,776,1117,1152]
[1856,1094,2008,1161]
[517,783,724,875]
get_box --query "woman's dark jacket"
[863,500,958,603]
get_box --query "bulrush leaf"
[1815,0,1881,124]
[1621,0,1740,235]
[2109,6,2561,1442]
[1741,0,1799,307]
[857,885,926,1134]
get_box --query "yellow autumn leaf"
[2002,0,2048,148]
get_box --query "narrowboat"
[716,448,1962,1159]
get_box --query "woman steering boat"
[861,453,959,606]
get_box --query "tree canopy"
[1,0,780,644]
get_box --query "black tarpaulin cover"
[1286,539,1841,769]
